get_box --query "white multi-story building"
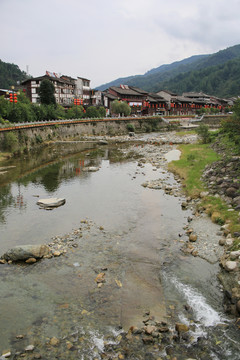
[22,72,91,106]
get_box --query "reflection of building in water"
[59,155,104,178]
[75,160,84,175]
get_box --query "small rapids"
[164,272,225,327]
[162,272,240,360]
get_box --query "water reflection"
[0,185,14,223]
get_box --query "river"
[0,134,239,359]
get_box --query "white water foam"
[89,330,105,353]
[164,273,225,327]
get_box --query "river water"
[0,137,239,359]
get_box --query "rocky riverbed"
[0,130,239,359]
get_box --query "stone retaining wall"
[0,118,168,151]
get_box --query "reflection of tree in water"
[0,185,14,223]
[31,163,62,193]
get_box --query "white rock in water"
[37,198,66,208]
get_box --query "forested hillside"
[97,44,240,97]
[154,57,240,97]
[0,59,28,89]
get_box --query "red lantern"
[77,99,80,105]
[9,93,13,102]
[14,94,17,103]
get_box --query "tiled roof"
[129,86,149,95]
[110,86,143,96]
[22,75,74,86]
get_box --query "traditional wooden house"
[108,85,147,115]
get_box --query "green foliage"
[3,132,19,152]
[32,104,47,121]
[219,99,240,152]
[66,106,83,119]
[35,135,43,144]
[111,100,131,117]
[8,102,36,123]
[17,91,31,104]
[98,106,106,118]
[0,95,11,118]
[157,57,240,98]
[187,153,196,163]
[126,123,135,132]
[0,59,28,88]
[39,79,56,105]
[43,104,60,120]
[196,124,211,144]
[85,106,99,118]
[201,195,240,237]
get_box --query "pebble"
[175,323,189,333]
[225,261,238,271]
[189,233,197,242]
[49,337,60,346]
[25,345,35,352]
[25,257,37,264]
[53,250,62,257]
[1,352,11,358]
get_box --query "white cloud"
[1,0,240,87]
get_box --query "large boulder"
[37,198,66,209]
[2,245,50,261]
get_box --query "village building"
[22,72,91,106]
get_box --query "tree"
[111,100,131,117]
[85,106,99,118]
[39,79,56,105]
[98,106,106,118]
[196,124,211,143]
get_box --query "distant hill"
[0,59,28,89]
[97,44,240,98]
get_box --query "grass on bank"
[168,143,240,243]
[168,143,219,197]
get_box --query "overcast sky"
[1,0,240,88]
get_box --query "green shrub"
[3,132,19,152]
[35,134,43,144]
[126,123,135,132]
[196,124,211,144]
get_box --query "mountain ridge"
[96,44,240,98]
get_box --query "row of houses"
[101,86,234,116]
[16,72,235,116]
